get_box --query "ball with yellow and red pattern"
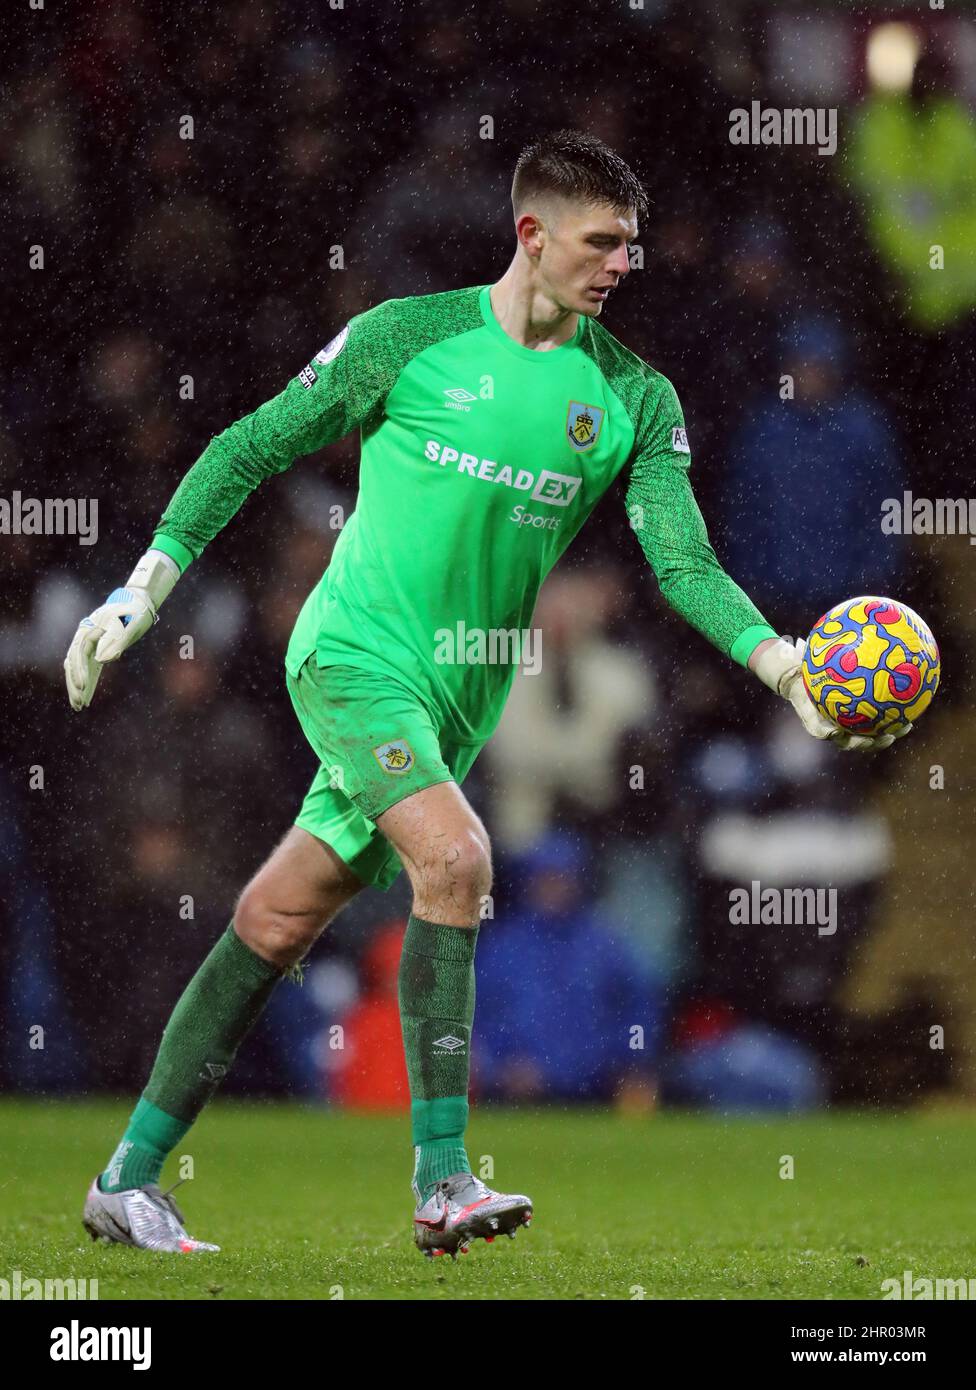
[800,597,940,737]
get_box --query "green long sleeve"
[623,400,776,666]
[150,297,452,571]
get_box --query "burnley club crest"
[566,401,605,452]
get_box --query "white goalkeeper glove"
[63,549,181,711]
[753,636,911,753]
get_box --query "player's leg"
[377,782,532,1254]
[377,781,489,1199]
[283,658,531,1252]
[379,778,492,923]
[84,826,362,1248]
[233,826,363,967]
[101,825,361,1193]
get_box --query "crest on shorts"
[566,401,604,452]
[373,739,415,775]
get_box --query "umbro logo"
[432,1034,466,1053]
[444,387,476,413]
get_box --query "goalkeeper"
[65,130,908,1259]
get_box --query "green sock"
[100,1098,191,1192]
[100,922,283,1193]
[398,914,478,1202]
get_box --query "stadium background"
[2,0,975,1121]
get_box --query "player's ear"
[515,211,545,252]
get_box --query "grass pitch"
[1,1099,973,1300]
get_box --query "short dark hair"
[511,129,647,221]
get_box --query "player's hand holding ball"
[63,549,180,711]
[754,634,882,751]
[753,596,940,753]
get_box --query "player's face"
[541,200,637,317]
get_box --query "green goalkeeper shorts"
[285,657,484,890]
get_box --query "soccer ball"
[801,596,941,737]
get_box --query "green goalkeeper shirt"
[151,284,775,743]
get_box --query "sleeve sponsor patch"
[313,324,350,365]
[672,426,689,453]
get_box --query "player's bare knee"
[233,884,324,966]
[409,831,492,921]
[451,833,492,897]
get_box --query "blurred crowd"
[2,1,975,1105]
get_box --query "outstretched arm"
[624,377,776,666]
[151,309,397,572]
[624,380,904,752]
[64,304,397,711]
